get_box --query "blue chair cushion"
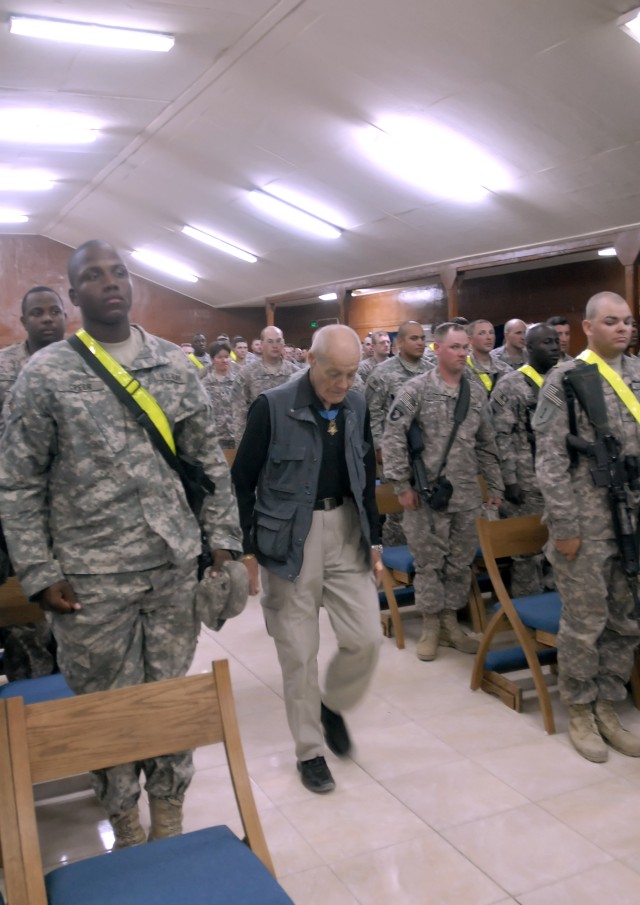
[0,673,74,704]
[381,545,415,573]
[378,586,415,609]
[513,592,562,635]
[484,646,557,673]
[45,825,293,905]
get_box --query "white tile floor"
[6,597,640,904]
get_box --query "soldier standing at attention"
[0,240,243,847]
[382,322,503,661]
[466,319,510,394]
[0,285,67,411]
[230,325,296,444]
[491,318,528,369]
[490,324,560,595]
[534,291,640,762]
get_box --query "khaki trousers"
[261,500,381,761]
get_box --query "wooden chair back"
[0,660,274,905]
[223,448,237,468]
[0,577,45,629]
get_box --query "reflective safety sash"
[188,353,204,369]
[577,349,640,425]
[466,356,492,393]
[429,342,435,351]
[74,328,176,453]
[518,364,544,388]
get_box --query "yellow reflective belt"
[466,356,492,393]
[518,364,544,388]
[75,329,177,453]
[188,353,204,369]
[429,342,435,351]
[577,349,640,425]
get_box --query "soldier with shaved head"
[491,318,528,369]
[534,291,640,763]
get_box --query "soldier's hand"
[38,580,81,614]
[242,555,260,596]
[504,483,524,505]
[371,547,384,587]
[210,549,233,575]
[555,537,581,561]
[398,489,419,510]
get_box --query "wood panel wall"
[0,235,265,348]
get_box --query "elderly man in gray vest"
[232,325,382,794]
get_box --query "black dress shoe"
[297,756,336,793]
[321,702,352,757]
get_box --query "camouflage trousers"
[501,491,546,598]
[49,559,199,818]
[403,505,480,615]
[546,538,640,705]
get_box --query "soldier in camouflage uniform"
[490,318,528,369]
[230,325,296,444]
[490,324,560,596]
[357,330,390,381]
[382,323,504,661]
[366,321,431,545]
[466,319,511,394]
[533,292,640,763]
[0,241,243,847]
[0,286,67,675]
[200,341,237,449]
[547,316,573,362]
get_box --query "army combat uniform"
[491,367,546,596]
[0,326,242,818]
[466,352,510,395]
[200,369,237,449]
[366,354,433,546]
[533,356,640,706]
[230,357,296,445]
[382,370,503,617]
[0,340,30,412]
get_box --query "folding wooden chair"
[0,659,292,905]
[375,482,412,649]
[470,514,561,734]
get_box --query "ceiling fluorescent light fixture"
[182,226,257,263]
[618,9,640,43]
[597,247,617,257]
[9,15,174,52]
[0,169,54,191]
[131,250,198,283]
[0,109,98,145]
[319,292,338,301]
[361,116,511,202]
[0,208,28,223]
[249,190,341,239]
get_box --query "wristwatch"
[371,544,383,554]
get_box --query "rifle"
[407,420,432,504]
[564,364,640,616]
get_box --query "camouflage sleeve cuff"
[392,480,413,496]
[547,519,580,540]
[21,562,65,600]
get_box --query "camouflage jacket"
[533,354,640,540]
[491,345,527,369]
[200,370,236,448]
[490,368,540,491]
[382,369,504,511]
[466,352,511,394]
[231,358,296,443]
[0,341,30,412]
[0,327,241,596]
[365,355,432,449]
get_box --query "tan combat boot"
[416,613,440,661]
[567,703,608,763]
[148,796,184,841]
[111,807,146,849]
[439,609,479,654]
[594,700,640,757]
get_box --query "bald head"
[308,325,361,408]
[585,292,627,320]
[309,324,361,362]
[503,318,527,352]
[67,240,119,286]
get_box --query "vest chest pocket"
[265,443,307,493]
[253,502,297,562]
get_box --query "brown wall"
[0,235,265,348]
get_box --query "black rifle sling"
[433,374,470,480]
